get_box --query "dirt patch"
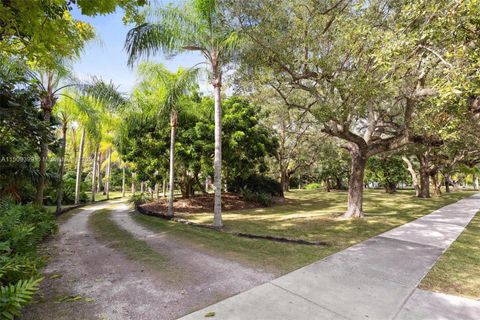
[140,193,260,214]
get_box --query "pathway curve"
[180,194,480,320]
[21,200,273,320]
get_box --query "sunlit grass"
[133,189,475,273]
[420,211,480,299]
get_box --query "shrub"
[129,193,152,206]
[44,171,88,205]
[240,189,273,207]
[304,183,322,190]
[229,174,283,197]
[0,200,57,318]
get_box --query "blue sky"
[71,8,205,94]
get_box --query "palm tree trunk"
[212,70,223,227]
[105,148,112,200]
[34,110,52,205]
[55,122,68,214]
[167,111,177,217]
[122,165,126,197]
[91,144,99,202]
[97,152,102,193]
[74,128,86,204]
[131,172,136,194]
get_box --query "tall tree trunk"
[384,182,397,194]
[444,173,451,193]
[343,148,367,218]
[55,122,68,214]
[105,148,112,200]
[430,172,441,197]
[280,167,290,193]
[402,156,420,196]
[35,110,52,205]
[418,155,430,198]
[122,165,126,197]
[131,172,136,194]
[474,175,479,191]
[167,111,177,217]
[335,177,343,190]
[74,128,86,204]
[71,127,77,162]
[212,69,223,227]
[97,152,102,194]
[162,178,166,197]
[325,179,331,192]
[91,144,99,202]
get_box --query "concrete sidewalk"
[179,194,480,320]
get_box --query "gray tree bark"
[418,154,431,198]
[131,172,136,194]
[122,165,126,197]
[343,148,367,218]
[97,152,102,194]
[74,128,86,204]
[402,156,420,196]
[162,178,166,197]
[167,111,177,217]
[91,144,99,202]
[212,66,223,227]
[35,110,52,205]
[55,123,68,213]
[105,148,112,200]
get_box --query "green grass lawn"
[420,210,480,299]
[89,209,167,271]
[133,189,476,273]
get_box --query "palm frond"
[125,6,209,66]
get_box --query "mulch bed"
[139,193,260,215]
[136,193,329,246]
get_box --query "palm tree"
[137,62,198,217]
[29,64,75,205]
[86,79,127,201]
[54,92,97,213]
[125,0,238,227]
[73,96,100,204]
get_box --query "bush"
[45,171,88,205]
[129,193,152,206]
[304,183,322,190]
[229,174,283,197]
[240,189,273,207]
[0,200,57,318]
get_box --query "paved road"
[180,194,480,320]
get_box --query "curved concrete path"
[180,194,480,320]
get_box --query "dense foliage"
[117,85,278,199]
[0,201,57,319]
[365,156,411,194]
